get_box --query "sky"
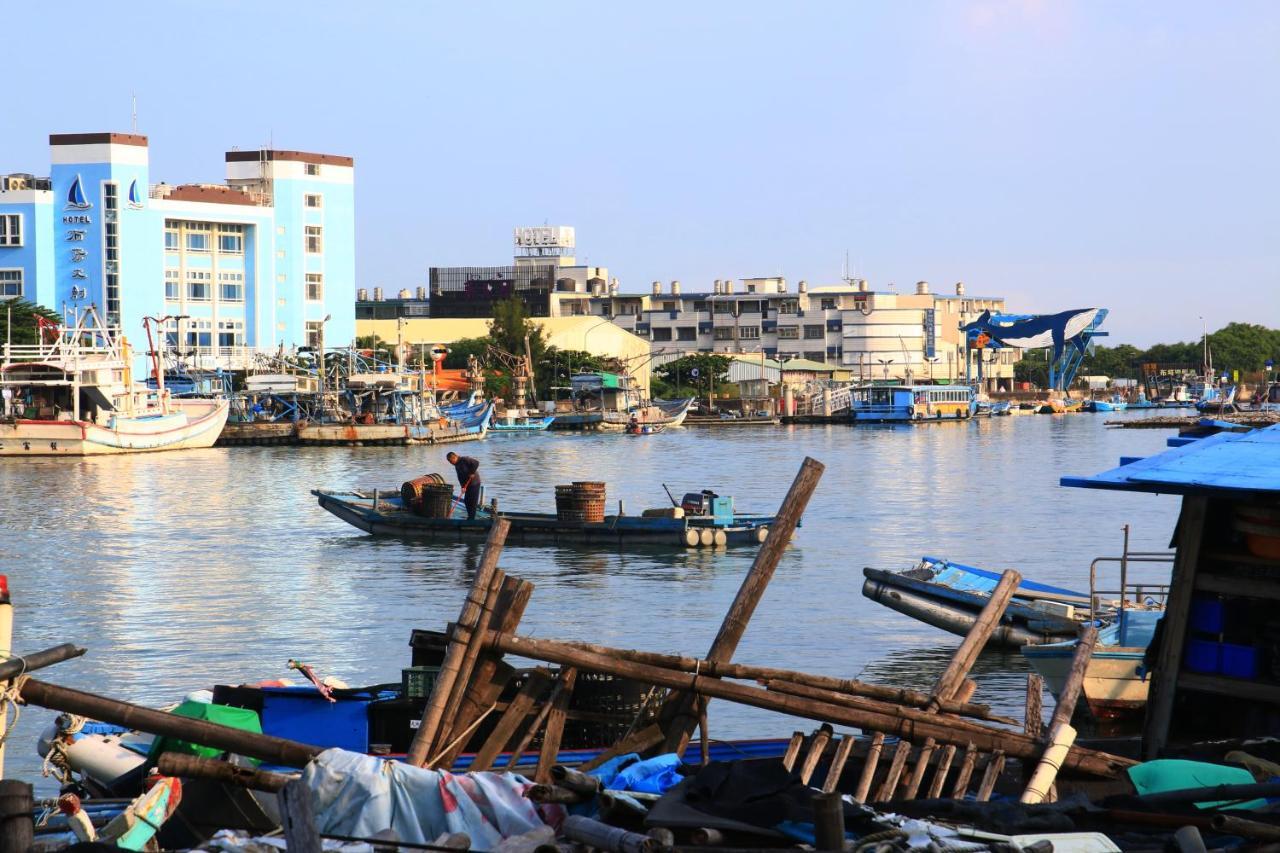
[2,1,1276,346]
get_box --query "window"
[186,319,212,349]
[739,326,760,340]
[305,226,323,253]
[305,194,323,208]
[105,222,118,261]
[779,299,798,314]
[0,214,21,247]
[164,228,179,250]
[661,301,676,312]
[305,273,323,301]
[218,320,244,349]
[164,269,180,301]
[305,320,323,348]
[692,300,708,312]
[186,227,210,252]
[219,271,244,302]
[713,327,734,341]
[739,301,762,314]
[713,302,734,314]
[218,225,243,254]
[804,351,826,362]
[0,269,22,297]
[186,270,211,300]
[677,326,697,341]
[651,327,672,342]
[803,325,825,339]
[777,326,799,340]
[305,163,320,176]
[103,182,118,211]
[821,297,838,310]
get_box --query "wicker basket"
[555,482,606,523]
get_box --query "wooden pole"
[1049,626,1099,730]
[798,724,833,785]
[0,643,86,681]
[279,777,322,853]
[1025,673,1044,739]
[407,517,510,766]
[578,724,665,773]
[534,667,578,782]
[853,732,885,803]
[557,638,1008,722]
[19,679,321,767]
[505,693,556,771]
[874,741,911,802]
[928,569,1021,707]
[812,791,845,851]
[484,631,1134,777]
[157,753,291,792]
[435,567,507,749]
[0,780,32,852]
[435,576,534,768]
[950,744,979,798]
[782,731,804,771]
[822,735,855,794]
[697,696,711,767]
[660,456,825,753]
[762,679,1005,738]
[470,668,553,771]
[975,750,1006,802]
[927,744,957,798]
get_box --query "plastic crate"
[1220,643,1259,679]
[1185,639,1219,674]
[402,666,440,699]
[1190,598,1224,635]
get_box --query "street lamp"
[876,358,895,381]
[926,356,940,383]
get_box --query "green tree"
[441,337,490,371]
[354,333,395,363]
[536,348,619,391]
[655,354,733,399]
[1013,349,1048,389]
[2,299,62,346]
[487,298,547,367]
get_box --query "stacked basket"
[401,474,455,518]
[554,481,606,523]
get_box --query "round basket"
[418,484,456,518]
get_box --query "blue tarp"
[588,752,684,795]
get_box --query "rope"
[0,663,29,750]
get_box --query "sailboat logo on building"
[127,179,145,210]
[65,174,92,210]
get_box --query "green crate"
[402,666,440,699]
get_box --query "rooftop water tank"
[916,281,930,295]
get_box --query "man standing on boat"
[446,451,482,520]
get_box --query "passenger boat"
[850,384,976,423]
[313,486,780,549]
[861,558,1090,648]
[0,307,229,456]
[1021,609,1161,719]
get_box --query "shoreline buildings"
[0,133,354,367]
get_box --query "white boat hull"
[1021,645,1149,718]
[0,399,229,456]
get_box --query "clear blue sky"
[3,1,1276,346]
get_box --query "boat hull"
[1021,644,1149,718]
[0,399,229,456]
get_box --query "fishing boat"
[313,484,781,549]
[990,401,1012,416]
[626,421,664,435]
[861,558,1090,648]
[602,397,694,431]
[850,384,976,423]
[1021,609,1161,719]
[0,307,229,456]
[489,409,556,432]
[1090,396,1129,413]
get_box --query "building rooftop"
[49,132,148,147]
[225,149,354,167]
[778,358,838,372]
[1061,424,1280,496]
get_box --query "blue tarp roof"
[1061,424,1280,497]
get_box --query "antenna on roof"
[131,92,137,133]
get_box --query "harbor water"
[0,413,1180,788]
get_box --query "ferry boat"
[0,307,228,456]
[850,384,976,423]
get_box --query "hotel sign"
[514,225,575,249]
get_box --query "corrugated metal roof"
[1061,424,1280,496]
[779,358,837,373]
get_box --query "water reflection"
[0,412,1179,786]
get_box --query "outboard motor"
[681,489,719,516]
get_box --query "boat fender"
[756,526,769,544]
[698,528,714,547]
[684,529,700,548]
[58,793,97,842]
[713,529,727,547]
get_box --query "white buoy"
[713,529,727,547]
[684,529,700,548]
[756,527,769,544]
[699,528,714,546]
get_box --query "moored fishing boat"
[851,384,976,423]
[489,409,556,431]
[0,307,228,456]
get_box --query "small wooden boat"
[1022,609,1161,718]
[313,488,780,549]
[861,558,1090,648]
[490,413,556,432]
[625,422,664,435]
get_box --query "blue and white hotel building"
[0,132,354,366]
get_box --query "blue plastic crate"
[1189,598,1224,634]
[1185,639,1219,674]
[1220,643,1259,679]
[260,686,388,752]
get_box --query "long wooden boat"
[861,558,1089,648]
[313,489,779,549]
[296,403,493,447]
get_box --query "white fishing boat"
[0,306,229,456]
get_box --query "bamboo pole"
[929,570,1021,707]
[697,696,710,767]
[781,731,804,771]
[505,695,555,771]
[557,639,1009,722]
[534,667,578,783]
[762,679,1006,738]
[156,753,291,792]
[578,724,665,773]
[436,576,534,768]
[1025,673,1044,739]
[435,567,507,750]
[853,733,885,803]
[812,791,845,851]
[469,668,553,771]
[926,745,957,798]
[18,679,321,767]
[660,457,825,753]
[484,631,1134,777]
[950,744,979,798]
[822,735,855,794]
[407,518,511,766]
[975,750,1006,801]
[1049,626,1099,730]
[798,725,833,785]
[874,741,911,802]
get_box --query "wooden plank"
[799,725,833,785]
[1143,495,1208,760]
[1178,672,1280,705]
[660,457,826,753]
[902,737,937,799]
[782,730,805,771]
[533,667,578,783]
[469,668,554,771]
[874,741,911,802]
[822,736,855,794]
[407,518,511,766]
[975,750,1006,802]
[852,732,884,803]
[578,724,665,773]
[1049,626,1098,730]
[929,570,1022,707]
[278,778,321,853]
[950,744,979,798]
[1195,571,1280,601]
[927,744,957,799]
[697,696,711,767]
[1025,674,1044,739]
